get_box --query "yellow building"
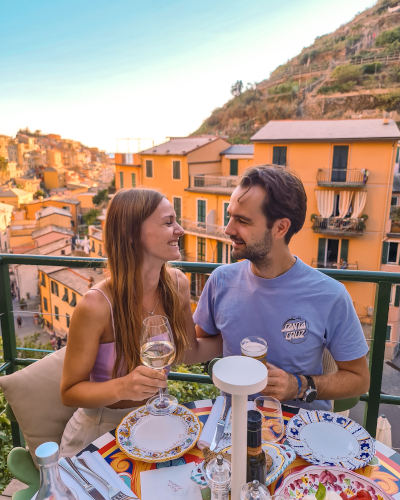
[23,198,81,233]
[115,153,141,190]
[0,187,33,208]
[88,225,104,258]
[43,167,66,190]
[17,176,41,193]
[39,266,104,337]
[46,149,62,168]
[0,135,10,160]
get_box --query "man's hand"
[262,363,299,402]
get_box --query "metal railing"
[311,259,358,270]
[1,255,400,446]
[317,169,368,186]
[181,218,230,241]
[313,216,365,234]
[189,176,238,190]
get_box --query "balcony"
[186,175,238,194]
[311,259,358,270]
[181,218,230,242]
[316,169,368,187]
[312,216,366,235]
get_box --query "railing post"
[0,261,22,447]
[363,281,391,438]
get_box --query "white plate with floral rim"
[286,411,375,470]
[116,404,201,463]
[190,442,296,488]
[276,465,392,500]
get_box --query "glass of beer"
[240,336,268,365]
[254,395,284,443]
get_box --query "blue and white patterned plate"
[285,410,375,470]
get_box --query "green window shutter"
[217,242,223,263]
[340,239,349,262]
[119,171,124,189]
[197,200,206,223]
[395,286,400,307]
[173,161,181,179]
[174,198,181,224]
[131,173,136,187]
[317,238,326,266]
[332,146,349,169]
[230,159,238,176]
[224,203,229,226]
[386,325,391,341]
[397,146,400,163]
[382,242,389,264]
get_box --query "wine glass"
[140,315,177,416]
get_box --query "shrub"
[376,27,400,47]
[269,82,295,95]
[317,81,357,94]
[362,62,382,74]
[168,364,219,403]
[331,65,362,83]
[83,208,100,226]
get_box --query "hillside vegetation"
[194,0,400,142]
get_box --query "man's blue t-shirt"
[193,257,368,410]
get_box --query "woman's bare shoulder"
[75,282,112,320]
[167,267,189,288]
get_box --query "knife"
[59,457,107,500]
[210,397,229,451]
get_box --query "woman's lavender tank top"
[89,271,179,382]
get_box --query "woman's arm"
[174,270,223,365]
[60,291,167,408]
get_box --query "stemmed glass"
[253,395,284,442]
[140,315,177,416]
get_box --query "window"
[173,197,182,224]
[51,281,59,296]
[146,160,153,178]
[91,240,95,252]
[387,325,392,341]
[62,287,68,302]
[66,313,70,328]
[61,249,65,255]
[70,292,77,307]
[119,171,124,189]
[98,244,102,256]
[331,145,349,182]
[230,159,238,176]
[43,297,48,312]
[223,202,229,227]
[131,172,136,187]
[41,273,46,287]
[197,237,206,262]
[272,146,287,166]
[392,285,400,307]
[172,160,181,180]
[391,196,399,207]
[388,242,399,264]
[197,200,206,228]
[54,306,59,321]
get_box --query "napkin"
[197,395,225,450]
[140,462,202,500]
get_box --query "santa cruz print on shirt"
[281,316,309,344]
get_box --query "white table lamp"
[212,356,268,499]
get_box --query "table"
[79,400,400,500]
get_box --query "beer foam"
[241,341,268,356]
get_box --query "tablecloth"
[78,399,400,500]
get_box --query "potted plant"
[19,298,27,310]
[26,292,30,300]
[391,207,400,233]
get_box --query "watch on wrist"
[301,375,317,403]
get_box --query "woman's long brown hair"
[104,188,189,378]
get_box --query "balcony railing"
[1,255,400,446]
[181,218,230,241]
[311,259,358,270]
[316,169,368,187]
[312,216,365,235]
[188,175,238,192]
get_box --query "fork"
[74,457,136,500]
[220,406,232,442]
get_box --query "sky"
[0,0,377,153]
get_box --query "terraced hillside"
[194,0,400,143]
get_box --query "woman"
[60,188,222,457]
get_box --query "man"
[193,165,370,409]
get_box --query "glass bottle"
[36,442,76,500]
[246,410,266,483]
[240,480,270,500]
[205,454,231,500]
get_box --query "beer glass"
[254,395,284,443]
[240,336,268,365]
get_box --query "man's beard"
[231,229,273,268]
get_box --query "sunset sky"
[0,0,375,152]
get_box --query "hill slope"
[194,0,400,142]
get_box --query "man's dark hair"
[239,165,307,244]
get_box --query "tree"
[230,80,243,97]
[83,208,100,226]
[34,189,45,199]
[0,157,8,183]
[92,189,109,206]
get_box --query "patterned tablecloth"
[79,399,400,500]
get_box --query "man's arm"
[262,355,370,402]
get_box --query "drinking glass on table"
[253,396,284,442]
[140,315,177,416]
[240,336,268,365]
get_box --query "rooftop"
[41,267,105,296]
[251,119,400,142]
[221,145,254,155]
[32,225,74,239]
[0,188,31,197]
[37,206,72,219]
[140,136,221,156]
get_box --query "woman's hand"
[119,366,168,401]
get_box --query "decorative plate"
[190,443,296,488]
[116,404,201,463]
[286,411,375,470]
[276,465,392,500]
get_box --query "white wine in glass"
[140,315,177,416]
